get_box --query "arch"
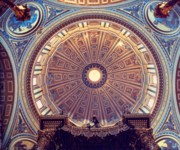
[8,134,37,150]
[173,48,180,124]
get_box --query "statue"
[87,115,100,129]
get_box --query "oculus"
[82,63,107,88]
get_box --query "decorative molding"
[57,0,125,6]
[175,57,180,113]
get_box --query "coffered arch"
[0,38,18,147]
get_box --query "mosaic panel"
[144,1,180,35]
[161,112,176,132]
[6,2,43,37]
[13,140,35,150]
[157,138,180,150]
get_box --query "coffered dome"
[29,18,160,127]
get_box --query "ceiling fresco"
[30,19,159,127]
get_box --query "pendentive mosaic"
[6,2,43,37]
